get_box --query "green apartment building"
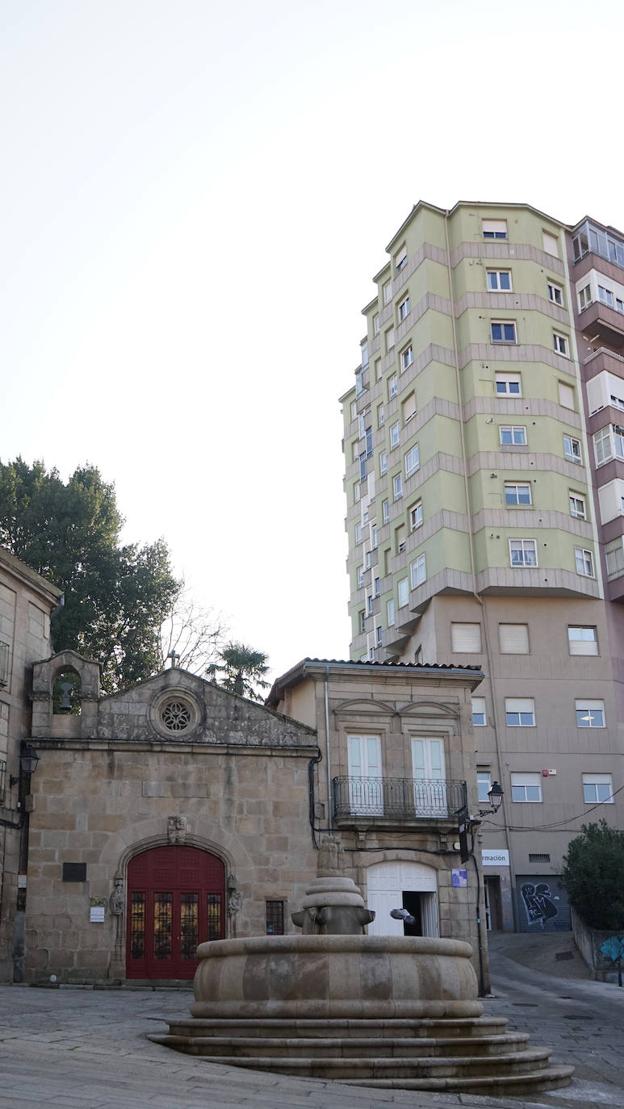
[341,201,624,932]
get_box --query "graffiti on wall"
[520,882,559,928]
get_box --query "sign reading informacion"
[482,849,510,867]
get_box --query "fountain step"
[163,1016,509,1040]
[337,1065,575,1096]
[174,1048,552,1080]
[150,1032,529,1059]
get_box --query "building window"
[542,231,559,257]
[400,344,414,373]
[594,424,624,465]
[575,547,595,578]
[385,327,395,352]
[382,280,392,305]
[495,373,521,396]
[410,553,426,589]
[575,699,605,728]
[451,622,482,653]
[409,501,423,531]
[578,284,592,310]
[350,399,357,422]
[505,698,536,727]
[606,537,624,578]
[509,538,538,567]
[266,900,285,935]
[402,392,416,423]
[558,382,575,410]
[598,284,615,308]
[366,593,374,615]
[382,498,389,524]
[395,524,406,553]
[482,219,507,240]
[563,435,582,464]
[487,270,512,291]
[473,702,488,729]
[498,624,529,654]
[398,578,409,607]
[404,445,420,477]
[504,481,532,506]
[548,281,563,305]
[356,565,364,589]
[569,492,586,520]
[567,626,598,656]
[375,625,383,646]
[390,421,400,449]
[529,853,551,864]
[386,598,396,626]
[353,481,361,504]
[491,321,517,344]
[354,523,363,545]
[358,610,365,633]
[372,313,380,335]
[359,454,367,481]
[553,332,569,356]
[392,473,403,500]
[379,451,388,476]
[477,766,491,797]
[397,295,411,322]
[500,425,527,446]
[511,772,542,802]
[377,403,385,427]
[389,374,398,399]
[373,576,381,597]
[582,774,614,804]
[395,244,407,273]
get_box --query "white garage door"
[365,861,439,937]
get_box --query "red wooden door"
[126,846,225,979]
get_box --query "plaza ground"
[0,933,623,1109]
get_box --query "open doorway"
[484,875,503,931]
[366,861,439,937]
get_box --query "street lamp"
[9,743,39,789]
[478,780,504,818]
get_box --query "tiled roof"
[300,657,482,672]
[266,656,483,707]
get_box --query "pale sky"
[2,0,624,682]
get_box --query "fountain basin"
[192,934,481,1020]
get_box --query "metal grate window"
[265,900,285,935]
[0,641,10,687]
[528,853,551,864]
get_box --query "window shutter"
[559,382,575,410]
[482,219,507,235]
[543,231,559,256]
[451,623,482,653]
[505,698,534,715]
[499,624,529,654]
[402,392,416,422]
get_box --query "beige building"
[19,649,486,987]
[342,202,624,932]
[0,548,62,981]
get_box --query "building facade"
[341,202,624,932]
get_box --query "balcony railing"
[333,776,467,822]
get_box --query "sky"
[2,0,624,682]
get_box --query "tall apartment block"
[341,201,624,933]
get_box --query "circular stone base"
[192,934,481,1020]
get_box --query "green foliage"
[0,458,179,692]
[561,821,624,931]
[207,642,269,702]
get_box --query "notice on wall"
[89,906,105,923]
[482,849,510,867]
[451,868,468,888]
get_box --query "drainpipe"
[324,668,333,832]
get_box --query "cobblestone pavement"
[0,933,622,1109]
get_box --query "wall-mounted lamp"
[478,780,503,818]
[9,743,39,789]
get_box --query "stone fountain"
[151,876,573,1096]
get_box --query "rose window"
[161,699,192,732]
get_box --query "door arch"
[365,860,439,938]
[126,845,225,979]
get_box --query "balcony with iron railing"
[332,776,467,828]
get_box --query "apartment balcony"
[332,776,467,829]
[578,300,624,350]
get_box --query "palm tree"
[206,642,269,702]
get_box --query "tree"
[561,821,624,931]
[158,582,226,675]
[0,458,179,692]
[207,642,269,701]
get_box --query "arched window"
[52,668,81,715]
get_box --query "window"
[266,900,285,935]
[379,451,388,476]
[398,578,409,607]
[529,853,551,863]
[385,327,395,352]
[356,565,364,588]
[500,425,527,446]
[389,374,398,399]
[397,295,410,322]
[350,399,357,422]
[377,403,385,427]
[499,624,529,654]
[401,343,414,371]
[487,270,512,292]
[359,454,367,481]
[374,358,382,381]
[402,392,416,423]
[505,698,535,727]
[375,625,383,646]
[504,481,532,506]
[382,279,392,305]
[373,576,381,597]
[575,699,605,728]
[354,523,363,545]
[410,553,426,588]
[0,642,10,689]
[382,498,389,524]
[582,774,614,804]
[409,501,423,531]
[606,537,624,577]
[366,593,374,616]
[553,332,569,356]
[395,244,407,273]
[404,444,420,477]
[558,382,575,410]
[568,626,598,656]
[372,312,380,335]
[473,702,488,729]
[353,481,361,503]
[491,321,517,343]
[594,424,624,465]
[563,434,582,463]
[548,281,563,305]
[482,219,507,240]
[370,524,378,549]
[495,373,521,396]
[361,341,369,368]
[451,623,482,653]
[509,539,538,567]
[511,773,542,802]
[390,421,400,449]
[598,284,615,308]
[542,231,559,257]
[569,492,586,520]
[395,524,406,554]
[578,284,592,310]
[358,609,365,633]
[392,473,403,500]
[386,598,396,626]
[575,547,595,577]
[365,426,373,457]
[477,766,491,798]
